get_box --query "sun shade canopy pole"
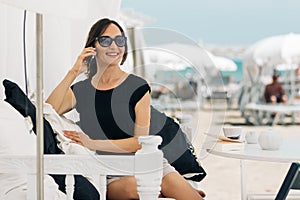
[36,12,44,200]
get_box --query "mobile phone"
[84,55,94,64]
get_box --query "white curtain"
[0,0,121,100]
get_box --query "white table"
[206,136,300,200]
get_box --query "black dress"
[71,74,150,142]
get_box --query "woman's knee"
[107,177,139,199]
[122,183,138,199]
[270,95,277,103]
[161,172,180,191]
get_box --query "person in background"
[295,66,300,78]
[46,18,205,200]
[294,67,300,100]
[264,73,287,104]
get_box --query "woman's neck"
[92,64,128,90]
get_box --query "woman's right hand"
[70,47,97,76]
[63,130,93,149]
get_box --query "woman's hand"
[70,47,97,76]
[63,130,93,149]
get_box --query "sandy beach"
[186,102,300,200]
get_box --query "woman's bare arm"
[46,71,77,115]
[63,91,151,153]
[133,91,151,137]
[46,47,96,115]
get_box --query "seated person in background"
[264,74,287,104]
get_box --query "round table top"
[206,136,300,163]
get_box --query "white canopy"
[151,42,214,72]
[213,56,238,71]
[0,0,121,99]
[0,2,121,199]
[243,33,300,85]
[243,33,300,69]
[205,51,237,72]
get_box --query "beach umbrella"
[145,49,191,70]
[243,33,300,85]
[242,33,300,110]
[150,42,215,75]
[205,51,238,71]
[213,56,237,71]
[244,33,300,68]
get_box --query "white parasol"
[150,42,215,74]
[243,33,300,85]
[213,56,238,71]
[206,51,238,71]
[241,33,300,111]
[244,33,300,68]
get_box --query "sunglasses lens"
[115,36,126,47]
[98,37,112,47]
[97,36,126,47]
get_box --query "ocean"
[220,58,243,83]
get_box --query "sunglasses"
[96,36,127,47]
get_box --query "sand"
[184,103,300,200]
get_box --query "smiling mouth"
[106,52,119,57]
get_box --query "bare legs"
[107,177,139,200]
[160,172,205,200]
[107,173,205,200]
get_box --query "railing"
[0,136,163,200]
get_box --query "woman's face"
[95,23,125,66]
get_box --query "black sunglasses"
[96,36,127,47]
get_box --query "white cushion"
[0,101,66,200]
[0,101,36,155]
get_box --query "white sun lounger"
[244,103,300,126]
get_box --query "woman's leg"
[161,172,205,200]
[107,173,205,200]
[107,176,139,200]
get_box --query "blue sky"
[121,0,300,46]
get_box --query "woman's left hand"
[63,130,92,148]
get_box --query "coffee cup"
[223,126,242,140]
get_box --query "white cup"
[223,126,242,140]
[245,130,258,144]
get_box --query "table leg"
[257,110,263,125]
[272,113,280,126]
[240,160,247,200]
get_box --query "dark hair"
[85,18,128,78]
[272,74,279,82]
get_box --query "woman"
[46,18,205,200]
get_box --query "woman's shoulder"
[71,78,91,91]
[127,74,149,85]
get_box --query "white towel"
[43,103,99,191]
[43,103,95,155]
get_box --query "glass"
[96,36,127,47]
